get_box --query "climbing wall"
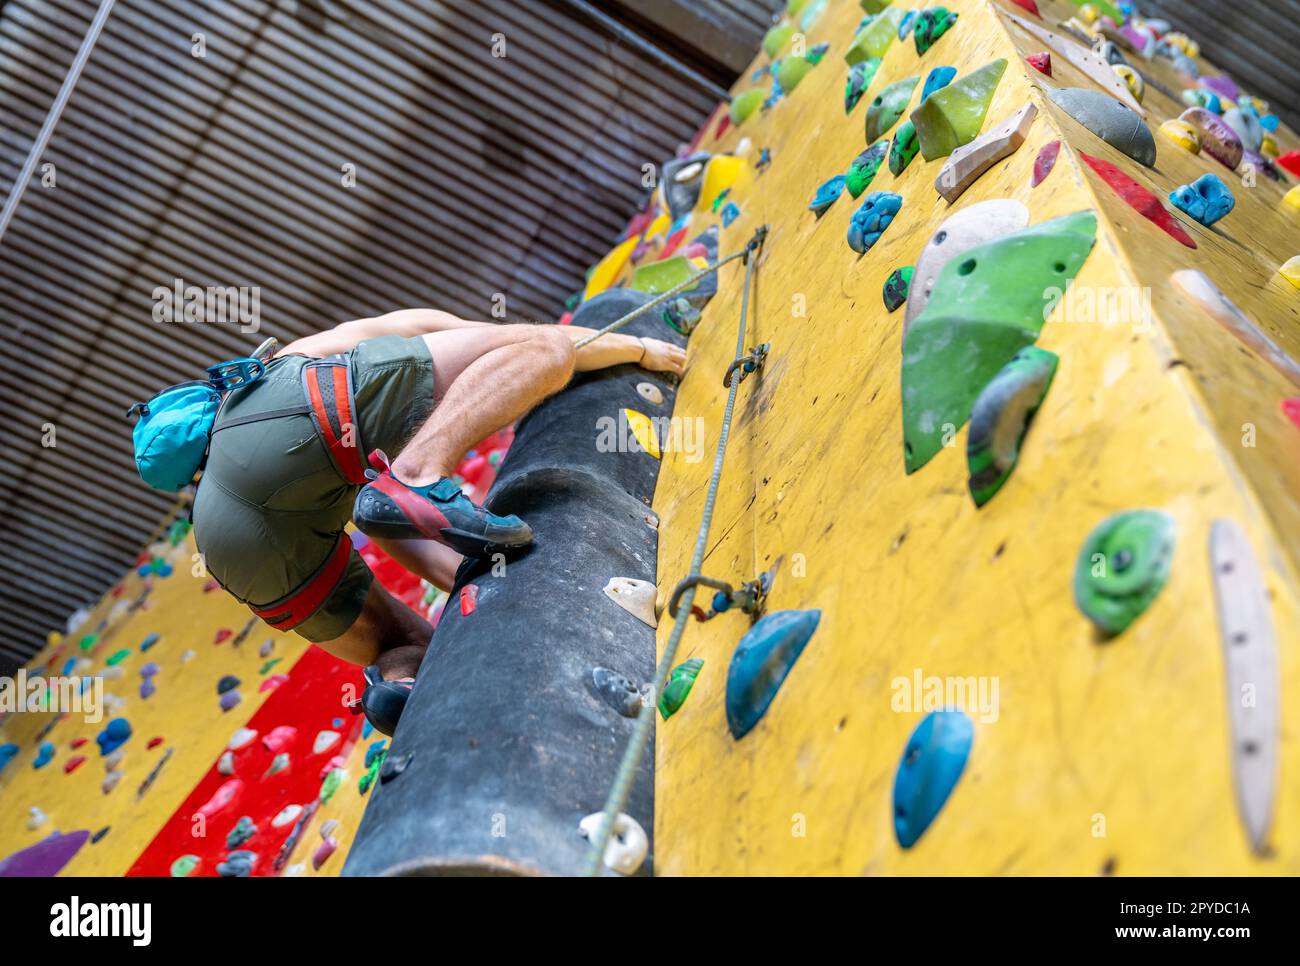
[0,435,511,876]
[634,0,1300,874]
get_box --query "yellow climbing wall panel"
[0,530,376,876]
[652,0,1300,874]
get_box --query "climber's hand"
[638,338,686,375]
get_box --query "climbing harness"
[302,357,369,485]
[572,227,767,349]
[248,532,355,631]
[582,225,769,876]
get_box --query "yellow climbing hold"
[1283,185,1300,212]
[696,155,752,215]
[1078,3,1101,24]
[582,235,639,302]
[1159,119,1201,154]
[623,409,661,458]
[1280,257,1300,291]
[1262,133,1279,157]
[1113,65,1144,103]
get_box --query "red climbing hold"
[147,736,164,749]
[460,584,479,616]
[1080,153,1197,249]
[1278,150,1300,178]
[1026,52,1051,76]
[1032,140,1061,187]
[64,755,86,774]
[213,628,233,645]
[196,778,243,820]
[260,674,289,693]
[1283,398,1300,429]
[69,737,87,750]
[1009,0,1040,15]
[715,112,732,139]
[557,311,573,326]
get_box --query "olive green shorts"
[192,335,434,641]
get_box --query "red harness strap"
[302,359,369,485]
[251,532,353,630]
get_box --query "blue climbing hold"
[808,175,847,218]
[96,718,132,757]
[921,66,957,102]
[0,742,19,773]
[139,633,160,651]
[721,202,741,227]
[847,192,903,254]
[1169,172,1235,227]
[61,657,77,676]
[725,609,821,739]
[893,710,973,848]
[33,741,55,769]
[1261,114,1279,132]
[361,720,374,740]
[898,10,918,40]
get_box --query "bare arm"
[277,308,491,358]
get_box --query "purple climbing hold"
[219,690,242,712]
[140,661,160,678]
[0,830,91,877]
[139,680,156,700]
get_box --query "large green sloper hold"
[911,59,1007,161]
[901,210,1097,474]
[845,7,903,64]
[866,76,919,143]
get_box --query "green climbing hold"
[105,649,131,667]
[170,854,200,877]
[777,54,817,94]
[889,120,921,175]
[763,23,796,59]
[319,767,344,804]
[845,58,881,114]
[79,634,97,652]
[846,8,903,65]
[865,76,919,143]
[258,657,282,675]
[967,347,1058,507]
[901,211,1097,474]
[845,141,890,198]
[658,658,704,720]
[913,7,959,56]
[858,0,893,12]
[632,256,698,295]
[1073,511,1176,635]
[911,59,1007,161]
[883,267,913,312]
[730,89,766,125]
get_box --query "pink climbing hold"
[1283,398,1300,429]
[196,778,243,820]
[1025,52,1051,77]
[203,579,221,593]
[263,726,298,753]
[460,584,479,616]
[1032,140,1061,187]
[1080,152,1197,249]
[147,736,163,749]
[64,755,86,774]
[311,836,338,871]
[259,674,289,693]
[213,628,233,645]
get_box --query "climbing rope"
[572,240,759,349]
[582,225,768,876]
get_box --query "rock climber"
[131,309,684,734]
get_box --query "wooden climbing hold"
[967,347,1058,507]
[935,102,1037,204]
[845,141,890,198]
[725,610,821,739]
[1005,11,1144,115]
[902,211,1097,473]
[847,192,902,254]
[658,658,703,720]
[1032,139,1061,187]
[1048,88,1155,167]
[911,59,1007,161]
[893,710,973,848]
[883,267,913,313]
[578,811,648,875]
[1080,153,1196,249]
[1073,510,1175,635]
[1169,173,1235,227]
[1210,519,1279,855]
[865,76,919,143]
[1025,51,1051,76]
[603,577,658,627]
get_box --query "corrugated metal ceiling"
[0,0,779,670]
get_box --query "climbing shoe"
[361,666,413,738]
[353,452,533,558]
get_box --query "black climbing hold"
[380,752,414,784]
[216,675,240,695]
[883,267,914,313]
[592,667,646,718]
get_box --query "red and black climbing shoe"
[353,457,533,558]
[361,666,414,738]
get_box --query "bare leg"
[368,535,463,592]
[313,580,432,679]
[390,324,576,486]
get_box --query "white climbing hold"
[74,657,93,673]
[104,749,125,771]
[217,751,235,775]
[636,382,665,405]
[258,639,274,658]
[103,694,126,715]
[101,771,123,795]
[228,727,258,751]
[263,752,290,778]
[284,863,307,877]
[27,807,48,830]
[904,199,1030,339]
[320,819,339,839]
[313,731,341,755]
[180,649,196,664]
[603,577,658,627]
[578,811,648,875]
[100,666,125,680]
[674,161,704,183]
[271,804,303,828]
